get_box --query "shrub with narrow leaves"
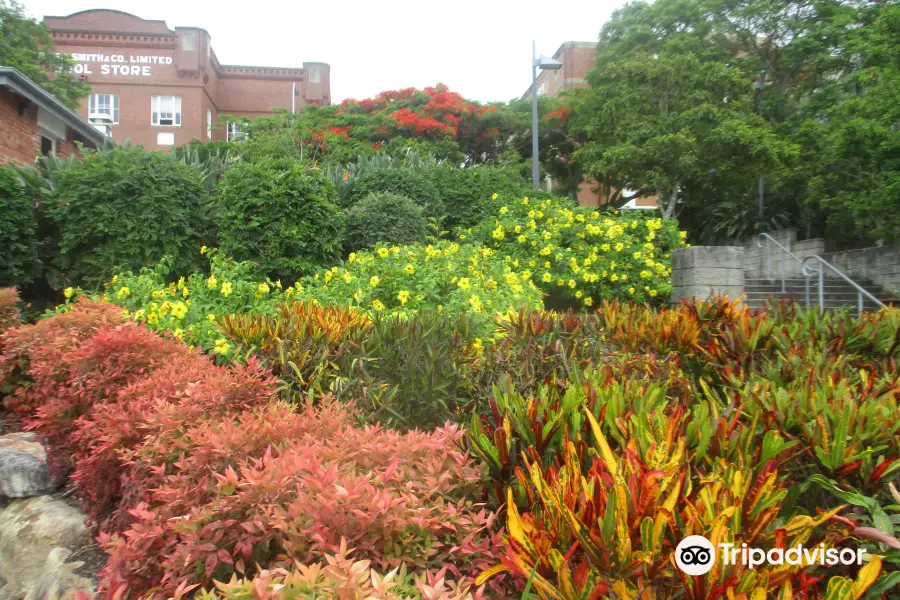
[0,288,22,337]
[98,400,503,599]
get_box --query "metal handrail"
[801,256,886,315]
[756,233,807,295]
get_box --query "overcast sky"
[21,0,623,103]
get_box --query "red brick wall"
[0,88,40,166]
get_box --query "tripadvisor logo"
[675,535,866,575]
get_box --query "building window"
[226,121,245,142]
[207,108,212,139]
[182,31,195,51]
[157,132,175,146]
[40,136,56,157]
[89,94,119,124]
[308,66,321,84]
[151,96,181,126]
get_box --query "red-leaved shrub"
[98,400,502,599]
[0,288,21,337]
[72,354,276,530]
[1,298,126,422]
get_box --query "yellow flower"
[206,313,216,323]
[353,289,363,302]
[134,309,145,320]
[457,277,471,290]
[173,328,184,340]
[649,289,658,297]
[343,271,353,283]
[640,270,651,279]
[220,282,233,297]
[275,280,282,289]
[542,272,552,282]
[568,279,576,289]
[171,302,188,320]
[397,290,410,306]
[63,287,75,299]
[575,290,583,298]
[469,294,483,311]
[207,276,218,289]
[213,338,231,356]
[255,283,270,299]
[615,243,624,252]
[583,297,593,307]
[147,312,159,325]
[404,264,415,275]
[377,247,389,258]
[611,274,619,282]
[499,206,508,215]
[491,192,498,200]
[177,277,186,290]
[369,276,380,287]
[348,252,357,263]
[628,287,635,294]
[200,246,208,254]
[116,286,130,299]
[372,299,385,311]
[492,226,505,241]
[680,231,687,239]
[121,309,131,318]
[182,287,190,298]
[460,234,467,240]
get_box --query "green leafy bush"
[343,167,444,217]
[337,310,478,429]
[217,158,344,281]
[0,167,40,287]
[424,166,534,230]
[47,146,205,288]
[344,192,428,253]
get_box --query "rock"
[0,432,58,498]
[23,548,95,600]
[0,496,91,600]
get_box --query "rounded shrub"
[344,168,444,217]
[217,158,344,281]
[0,167,40,287]
[47,146,205,289]
[344,192,428,254]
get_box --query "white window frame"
[89,93,119,124]
[226,120,245,142]
[207,108,212,139]
[151,95,182,126]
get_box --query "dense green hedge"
[0,168,40,287]
[344,192,428,254]
[47,146,206,289]
[217,158,344,281]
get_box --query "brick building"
[523,41,657,210]
[0,67,108,166]
[43,9,331,149]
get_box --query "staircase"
[743,277,896,314]
[746,233,899,315]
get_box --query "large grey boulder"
[23,548,95,600]
[0,432,58,498]
[0,496,91,600]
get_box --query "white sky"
[20,0,623,103]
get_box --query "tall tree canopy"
[0,0,89,109]
[554,0,899,246]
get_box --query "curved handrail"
[802,256,886,310]
[756,232,806,267]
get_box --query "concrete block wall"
[671,246,744,303]
[822,246,900,297]
[743,229,826,279]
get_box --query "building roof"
[0,67,109,147]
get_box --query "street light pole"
[531,41,540,190]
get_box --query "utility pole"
[531,41,540,190]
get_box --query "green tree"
[0,0,89,109]
[577,51,793,220]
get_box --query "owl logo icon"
[675,536,716,576]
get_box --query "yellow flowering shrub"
[298,241,542,334]
[465,196,685,304]
[92,249,288,356]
